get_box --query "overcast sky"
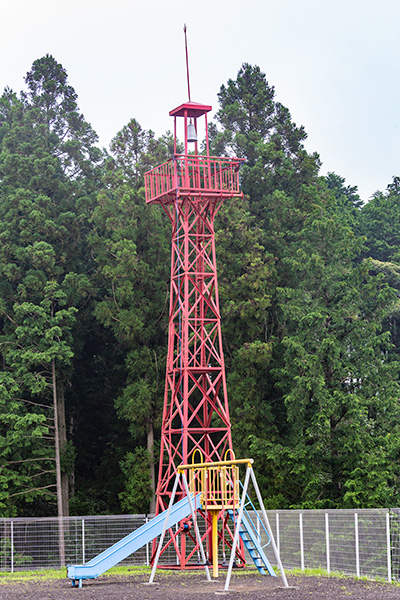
[1,0,400,201]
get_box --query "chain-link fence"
[1,509,399,581]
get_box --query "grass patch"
[0,564,399,588]
[0,568,66,584]
[0,565,152,584]
[285,566,400,587]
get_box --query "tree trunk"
[52,358,66,567]
[69,415,75,499]
[147,420,156,514]
[57,383,69,517]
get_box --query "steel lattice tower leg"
[156,196,233,511]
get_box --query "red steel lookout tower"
[144,32,244,567]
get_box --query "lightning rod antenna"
[184,24,191,102]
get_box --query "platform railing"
[145,155,244,204]
[187,462,240,510]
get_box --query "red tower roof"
[169,101,212,118]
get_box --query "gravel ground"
[1,570,400,600]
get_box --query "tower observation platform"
[145,102,244,205]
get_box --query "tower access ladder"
[228,492,276,577]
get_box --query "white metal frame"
[149,463,288,591]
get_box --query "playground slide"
[67,492,202,586]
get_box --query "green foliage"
[0,54,102,516]
[211,64,400,509]
[1,56,400,518]
[0,372,52,515]
[0,538,32,568]
[359,177,400,262]
[109,118,175,187]
[210,63,320,207]
[88,119,172,511]
[119,448,153,513]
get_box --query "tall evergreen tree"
[0,55,102,518]
[210,64,322,500]
[212,64,400,508]
[358,176,400,364]
[90,119,173,513]
[265,184,400,507]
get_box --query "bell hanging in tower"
[186,118,197,142]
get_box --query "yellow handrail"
[178,458,253,472]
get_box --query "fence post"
[325,513,330,574]
[82,519,85,565]
[355,512,360,577]
[299,513,304,571]
[10,520,14,574]
[387,511,392,583]
[276,513,280,555]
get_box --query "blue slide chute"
[67,492,202,587]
